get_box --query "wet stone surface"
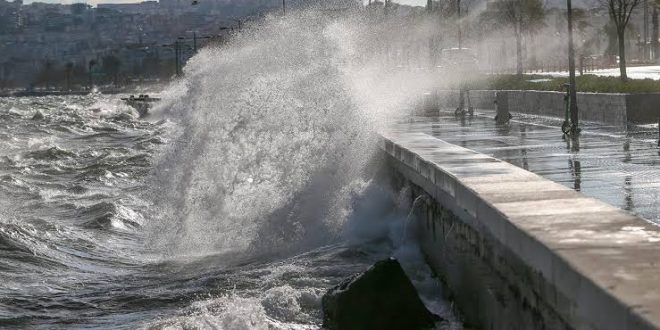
[381,123,660,330]
[390,111,660,225]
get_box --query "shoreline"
[0,86,166,98]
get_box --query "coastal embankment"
[421,90,660,124]
[380,130,660,329]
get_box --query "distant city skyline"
[12,0,426,7]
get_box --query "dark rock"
[31,111,44,120]
[322,257,441,330]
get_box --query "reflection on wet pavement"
[391,111,660,224]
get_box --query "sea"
[0,9,461,330]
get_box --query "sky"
[15,0,427,7]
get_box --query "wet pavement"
[390,111,660,225]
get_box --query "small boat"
[121,94,161,117]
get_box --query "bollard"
[455,89,465,116]
[494,91,511,124]
[657,116,660,146]
[466,90,474,116]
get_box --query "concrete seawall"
[380,131,660,329]
[422,90,496,114]
[429,90,660,124]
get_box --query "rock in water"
[31,111,44,120]
[322,257,441,330]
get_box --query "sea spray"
[0,17,463,325]
[147,10,443,258]
[141,8,468,327]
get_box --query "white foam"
[138,8,465,328]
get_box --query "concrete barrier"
[432,90,660,124]
[380,131,660,330]
[626,94,660,123]
[435,90,497,112]
[506,91,628,124]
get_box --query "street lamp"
[187,30,198,52]
[644,0,649,62]
[176,37,184,76]
[182,32,212,53]
[163,35,210,77]
[228,18,243,31]
[161,37,184,77]
[566,0,579,135]
[457,0,462,49]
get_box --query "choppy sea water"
[0,95,460,329]
[0,8,467,329]
[0,20,466,330]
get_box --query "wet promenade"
[390,111,660,225]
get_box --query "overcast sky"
[17,0,426,7]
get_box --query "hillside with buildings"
[0,0,278,89]
[0,0,656,91]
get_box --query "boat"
[121,94,161,117]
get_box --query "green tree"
[604,0,642,81]
[36,60,56,89]
[102,55,121,86]
[70,3,90,15]
[88,59,97,89]
[64,62,74,90]
[0,62,13,89]
[603,20,619,61]
[481,0,545,76]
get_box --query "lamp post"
[175,37,183,76]
[566,0,579,134]
[161,37,184,77]
[644,0,649,61]
[190,31,197,52]
[457,0,462,49]
[166,35,209,76]
[654,6,659,60]
[229,18,243,30]
[183,32,212,54]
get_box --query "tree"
[70,3,90,15]
[36,60,56,89]
[601,20,638,64]
[481,0,545,76]
[88,59,97,89]
[604,0,642,81]
[102,55,121,86]
[0,62,14,90]
[64,62,74,90]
